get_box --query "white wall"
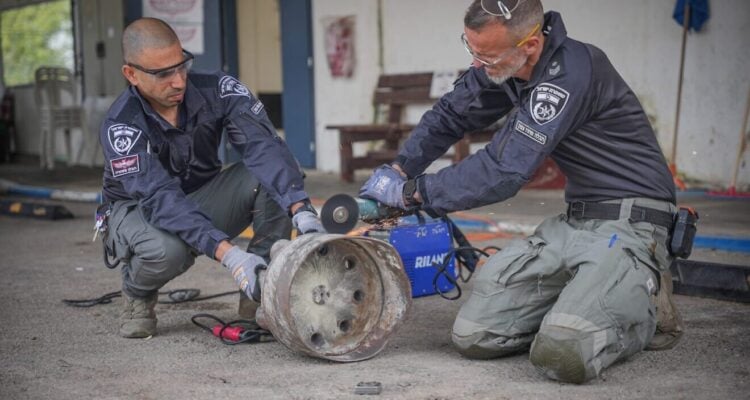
[312,0,382,172]
[312,0,750,187]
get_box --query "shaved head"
[122,18,180,63]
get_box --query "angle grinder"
[320,194,407,234]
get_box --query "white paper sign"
[143,0,204,55]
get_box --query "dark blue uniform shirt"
[394,12,676,216]
[100,71,308,258]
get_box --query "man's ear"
[519,35,540,55]
[122,65,138,86]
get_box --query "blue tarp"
[673,0,710,32]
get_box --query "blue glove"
[293,210,326,234]
[359,164,407,209]
[220,246,266,302]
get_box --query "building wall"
[236,0,282,93]
[312,0,750,187]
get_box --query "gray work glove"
[220,246,266,302]
[358,164,407,209]
[293,210,326,234]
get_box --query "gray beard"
[487,72,513,85]
[485,52,528,85]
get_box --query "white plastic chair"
[80,95,114,167]
[34,66,88,170]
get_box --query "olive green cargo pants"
[452,198,675,383]
[105,163,292,298]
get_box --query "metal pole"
[671,2,691,165]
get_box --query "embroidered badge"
[251,101,264,115]
[110,154,140,177]
[107,124,142,155]
[219,76,250,98]
[515,120,547,145]
[548,60,561,76]
[529,83,569,125]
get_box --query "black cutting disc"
[321,194,359,234]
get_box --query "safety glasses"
[460,23,540,67]
[480,0,526,20]
[128,50,194,82]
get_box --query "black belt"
[567,201,674,230]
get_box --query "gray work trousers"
[105,163,292,298]
[452,198,675,383]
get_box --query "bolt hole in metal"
[353,290,364,302]
[339,319,351,333]
[310,332,324,347]
[344,256,356,270]
[317,245,328,256]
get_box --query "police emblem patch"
[107,124,142,155]
[219,76,250,98]
[529,83,569,125]
[110,154,140,177]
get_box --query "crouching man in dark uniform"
[99,18,324,338]
[359,0,683,383]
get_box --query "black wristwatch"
[291,200,317,217]
[402,179,418,206]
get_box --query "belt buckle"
[569,201,586,217]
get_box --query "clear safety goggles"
[460,22,540,67]
[128,50,194,82]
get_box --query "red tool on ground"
[191,313,273,344]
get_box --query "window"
[1,0,74,86]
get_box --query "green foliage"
[1,0,73,86]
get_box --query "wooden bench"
[327,71,493,182]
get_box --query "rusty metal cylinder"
[256,234,412,362]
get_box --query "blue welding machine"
[365,219,457,297]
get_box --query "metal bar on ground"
[671,259,750,303]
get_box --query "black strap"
[442,216,479,273]
[567,201,674,229]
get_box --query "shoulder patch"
[251,101,264,115]
[110,154,140,177]
[219,76,250,98]
[515,120,547,145]
[548,60,561,77]
[108,124,142,155]
[529,83,569,125]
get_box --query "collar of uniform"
[128,85,173,131]
[182,76,207,125]
[525,11,568,88]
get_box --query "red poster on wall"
[323,16,356,78]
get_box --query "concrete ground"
[0,160,749,399]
